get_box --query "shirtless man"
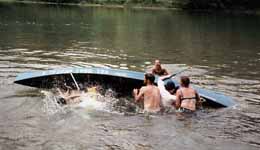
[133,73,161,113]
[152,59,169,76]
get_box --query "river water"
[0,2,260,150]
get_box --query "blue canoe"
[14,67,235,107]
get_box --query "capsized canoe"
[14,67,235,107]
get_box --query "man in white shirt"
[157,75,177,108]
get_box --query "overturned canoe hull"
[14,67,235,107]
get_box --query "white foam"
[77,93,106,111]
[41,88,130,117]
[41,90,66,115]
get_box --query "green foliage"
[10,0,260,10]
[185,0,260,10]
[17,0,82,3]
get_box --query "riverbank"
[0,0,183,12]
[0,0,179,10]
[1,0,260,14]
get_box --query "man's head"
[180,76,190,88]
[164,79,176,94]
[144,73,155,85]
[154,59,161,69]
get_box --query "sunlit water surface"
[0,2,260,150]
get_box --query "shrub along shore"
[1,0,260,14]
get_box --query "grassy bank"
[1,0,260,14]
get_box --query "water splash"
[76,91,107,111]
[40,88,141,117]
[77,88,141,114]
[41,90,66,115]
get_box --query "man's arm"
[195,91,200,102]
[175,90,182,109]
[67,91,81,99]
[151,68,156,75]
[158,77,176,100]
[160,74,171,81]
[195,90,202,108]
[163,69,169,75]
[133,87,145,102]
[57,88,66,98]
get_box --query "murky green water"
[0,2,260,150]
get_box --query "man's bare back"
[133,73,162,113]
[139,85,161,112]
[134,82,161,113]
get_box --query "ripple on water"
[144,61,151,65]
[119,53,128,57]
[104,64,119,68]
[130,65,136,68]
[63,52,82,56]
[41,52,59,56]
[24,57,41,61]
[77,41,93,44]
[119,64,127,67]
[40,58,61,63]
[20,64,50,70]
[0,56,18,61]
[96,53,121,59]
[119,67,129,70]
[71,63,111,69]
[8,48,28,52]
[23,51,40,55]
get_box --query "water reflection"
[1,3,260,79]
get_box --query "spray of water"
[41,90,67,115]
[40,87,141,116]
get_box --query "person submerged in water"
[175,76,200,112]
[56,85,81,104]
[152,59,169,76]
[158,75,178,108]
[133,73,162,113]
[56,84,103,105]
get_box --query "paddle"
[162,66,191,81]
[70,73,80,91]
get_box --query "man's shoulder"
[141,85,158,91]
[162,68,168,73]
[176,88,182,94]
[152,85,160,91]
[140,86,147,91]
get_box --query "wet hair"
[180,76,190,87]
[57,97,67,105]
[145,73,155,83]
[164,79,176,91]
